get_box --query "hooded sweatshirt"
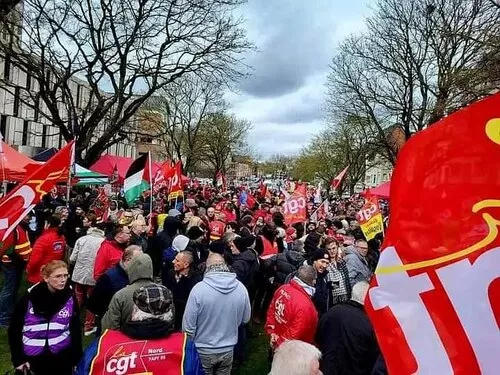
[101,253,154,330]
[182,266,251,354]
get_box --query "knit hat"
[205,262,231,274]
[234,235,256,252]
[186,226,204,240]
[172,235,190,252]
[311,248,331,262]
[133,285,174,317]
[209,239,226,255]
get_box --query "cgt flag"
[356,191,384,241]
[152,160,172,194]
[0,141,74,243]
[283,183,307,225]
[366,93,500,375]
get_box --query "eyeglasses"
[51,273,69,280]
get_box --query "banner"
[283,183,307,225]
[366,93,500,375]
[330,165,348,190]
[215,171,226,191]
[166,161,183,201]
[152,161,172,194]
[0,141,74,242]
[356,192,384,241]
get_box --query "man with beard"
[0,213,33,327]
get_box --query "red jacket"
[26,228,66,284]
[209,220,226,241]
[93,239,124,281]
[260,235,278,259]
[265,280,318,350]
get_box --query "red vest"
[209,220,225,241]
[260,235,278,259]
[90,330,187,375]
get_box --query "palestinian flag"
[124,153,150,205]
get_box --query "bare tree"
[327,0,500,165]
[197,112,251,178]
[0,0,251,166]
[142,74,226,174]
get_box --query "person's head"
[355,239,369,257]
[109,200,118,211]
[205,252,231,274]
[172,234,190,252]
[349,220,360,231]
[41,260,69,292]
[307,222,316,233]
[75,206,85,217]
[255,216,264,227]
[186,226,204,243]
[225,221,238,233]
[233,235,256,254]
[183,211,193,224]
[121,244,143,268]
[173,251,194,274]
[113,224,131,244]
[261,222,277,242]
[119,211,134,225]
[222,232,238,254]
[83,213,97,229]
[323,237,339,260]
[54,206,69,221]
[131,285,175,330]
[311,248,331,274]
[131,219,147,235]
[241,215,254,229]
[45,215,61,230]
[270,340,322,375]
[296,265,317,287]
[351,281,370,305]
[207,207,215,218]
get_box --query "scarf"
[293,276,316,297]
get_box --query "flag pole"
[65,142,75,207]
[310,199,327,221]
[148,151,153,217]
[0,131,6,186]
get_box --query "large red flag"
[283,183,307,225]
[0,141,74,242]
[330,166,348,190]
[366,93,500,374]
[165,161,183,199]
[152,161,172,194]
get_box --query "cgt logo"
[106,351,138,375]
[283,196,306,215]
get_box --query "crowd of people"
[0,182,387,375]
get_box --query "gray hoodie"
[101,253,154,330]
[182,269,251,354]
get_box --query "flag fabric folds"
[330,166,349,190]
[0,141,74,243]
[124,153,150,205]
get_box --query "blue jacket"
[182,271,251,354]
[87,263,128,317]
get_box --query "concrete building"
[0,5,162,161]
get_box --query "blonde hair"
[41,260,68,278]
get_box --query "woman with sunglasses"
[8,260,82,375]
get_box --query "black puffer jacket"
[230,249,259,288]
[269,251,305,286]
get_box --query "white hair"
[351,281,370,305]
[269,340,322,375]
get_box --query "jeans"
[0,262,24,326]
[199,350,234,375]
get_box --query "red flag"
[366,93,500,374]
[216,171,226,191]
[330,166,349,190]
[152,161,172,194]
[164,161,183,199]
[0,141,74,242]
[259,179,267,197]
[283,183,307,225]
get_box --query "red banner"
[356,191,384,241]
[283,183,307,225]
[0,141,74,242]
[166,161,183,200]
[152,161,172,194]
[366,93,500,374]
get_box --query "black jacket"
[8,283,82,374]
[312,271,330,316]
[87,263,129,317]
[155,217,182,251]
[130,232,149,253]
[316,301,380,375]
[162,268,202,330]
[230,249,259,288]
[269,250,305,285]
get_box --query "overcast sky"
[227,0,372,159]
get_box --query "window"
[26,72,31,90]
[4,53,11,80]
[0,115,7,138]
[22,120,29,145]
[41,125,47,148]
[13,86,20,117]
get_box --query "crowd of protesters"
[0,181,387,375]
